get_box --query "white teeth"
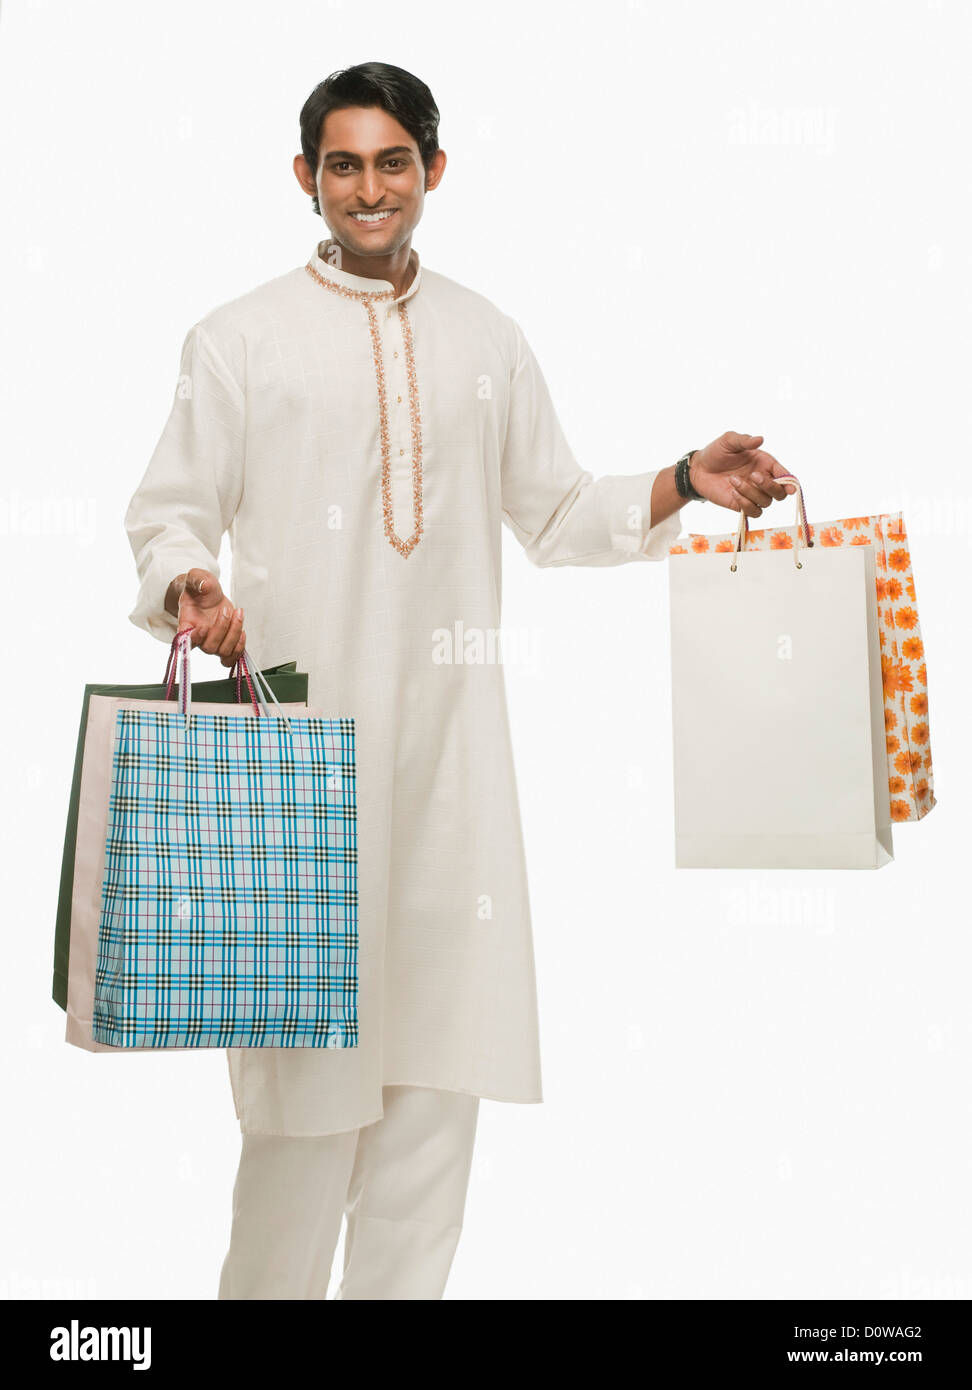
[351,210,394,223]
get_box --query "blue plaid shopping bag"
[91,630,358,1048]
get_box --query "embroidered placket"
[305,261,424,557]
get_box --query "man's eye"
[329,159,406,172]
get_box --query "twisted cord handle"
[162,631,282,729]
[730,473,812,573]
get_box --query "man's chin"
[321,220,409,266]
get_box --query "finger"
[740,495,762,519]
[217,608,244,664]
[730,485,762,519]
[725,431,765,453]
[764,455,798,496]
[177,608,205,648]
[742,471,778,506]
[199,601,234,655]
[185,569,221,608]
[729,475,770,510]
[753,452,795,499]
[761,478,792,502]
[223,616,247,670]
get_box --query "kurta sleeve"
[124,322,245,642]
[499,316,683,566]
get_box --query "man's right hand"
[166,568,246,668]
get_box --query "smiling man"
[123,61,794,1301]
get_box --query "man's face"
[303,105,444,261]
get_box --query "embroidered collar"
[304,236,426,559]
[307,237,422,303]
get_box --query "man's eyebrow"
[322,146,414,162]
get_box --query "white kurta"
[124,237,683,1135]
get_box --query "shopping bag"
[53,654,311,1009]
[668,477,893,869]
[64,632,358,1049]
[65,674,317,1053]
[669,496,935,823]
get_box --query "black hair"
[299,62,440,216]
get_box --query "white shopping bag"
[668,478,892,869]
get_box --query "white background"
[1,0,968,1300]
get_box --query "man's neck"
[322,237,415,297]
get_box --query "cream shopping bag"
[669,503,935,822]
[668,478,893,869]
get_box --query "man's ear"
[425,148,447,193]
[293,154,317,198]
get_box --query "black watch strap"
[675,450,705,502]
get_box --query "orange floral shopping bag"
[669,480,936,824]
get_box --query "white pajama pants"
[217,1084,480,1300]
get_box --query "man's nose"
[358,169,385,203]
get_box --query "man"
[124,62,794,1300]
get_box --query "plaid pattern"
[92,709,358,1048]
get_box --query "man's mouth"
[349,209,398,226]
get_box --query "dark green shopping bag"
[52,657,309,1010]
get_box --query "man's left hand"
[688,432,796,518]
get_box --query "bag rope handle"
[239,647,295,735]
[163,630,293,735]
[164,630,264,717]
[730,473,812,573]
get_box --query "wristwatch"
[674,449,705,502]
